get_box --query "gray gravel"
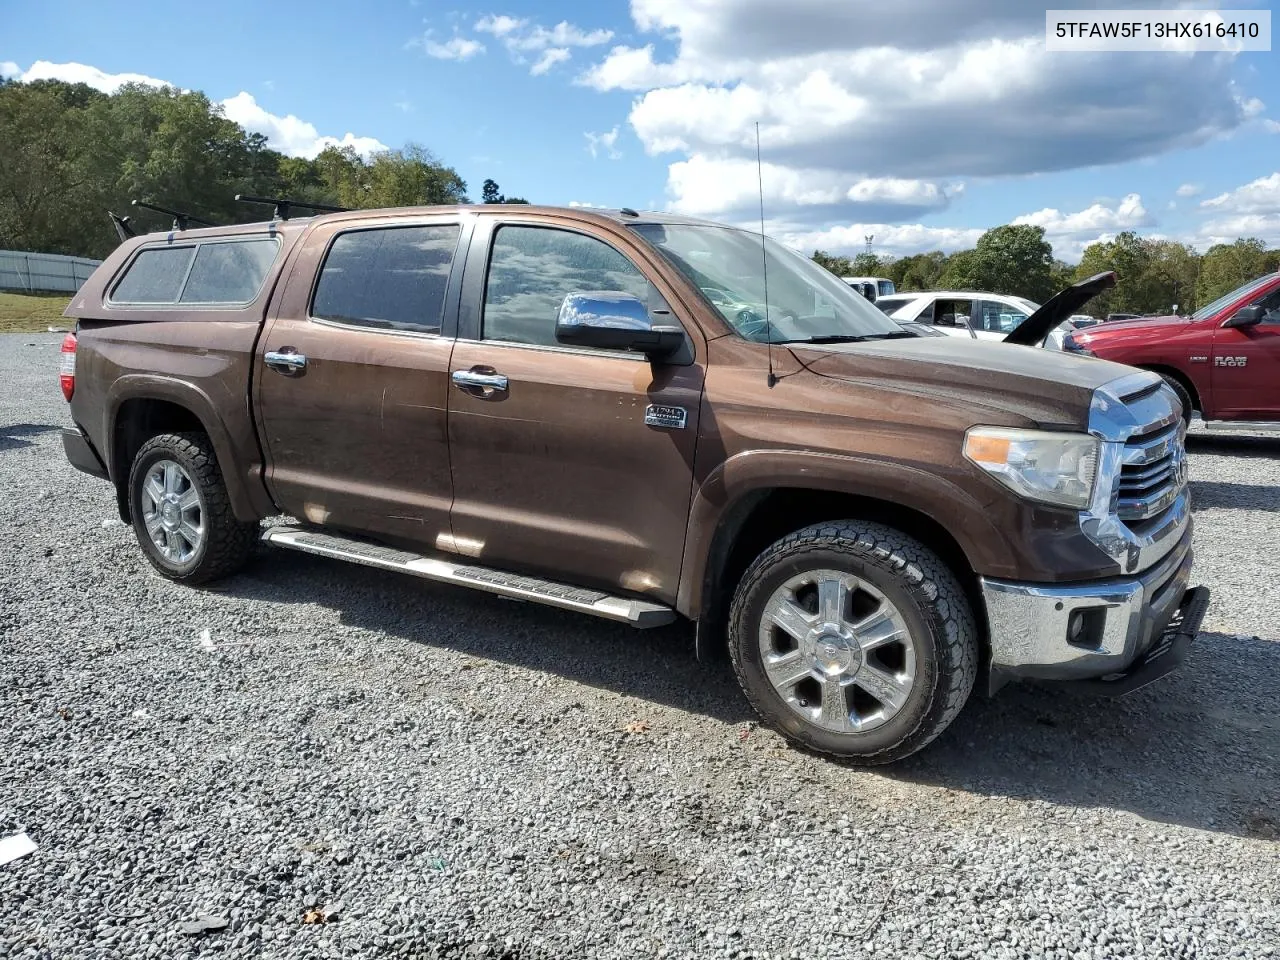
[2,331,1278,959]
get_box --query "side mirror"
[555,291,684,359]
[1224,305,1264,329]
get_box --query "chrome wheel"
[139,459,204,564]
[758,569,916,734]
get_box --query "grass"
[0,291,75,333]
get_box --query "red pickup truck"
[1063,272,1280,427]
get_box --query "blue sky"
[4,0,1279,262]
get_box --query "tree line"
[815,224,1280,315]
[0,77,525,261]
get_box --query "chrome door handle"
[265,350,307,373]
[451,370,508,391]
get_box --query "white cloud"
[568,201,608,208]
[584,126,623,160]
[1196,214,1280,247]
[1200,172,1280,215]
[1266,119,1280,134]
[1013,193,1152,238]
[420,35,486,61]
[663,154,953,219]
[7,59,170,93]
[577,0,1260,232]
[219,92,386,159]
[781,222,985,258]
[1175,183,1203,197]
[475,14,612,74]
[474,14,526,37]
[0,61,20,79]
[531,48,571,76]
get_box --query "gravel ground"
[2,332,1277,959]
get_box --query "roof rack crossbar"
[131,199,215,231]
[235,194,348,221]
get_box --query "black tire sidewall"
[1159,374,1194,425]
[732,543,943,758]
[129,441,212,579]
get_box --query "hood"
[1003,271,1116,345]
[793,335,1137,430]
[1080,313,1187,334]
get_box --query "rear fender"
[104,374,272,522]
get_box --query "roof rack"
[235,194,348,221]
[131,199,216,231]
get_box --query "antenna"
[756,122,777,388]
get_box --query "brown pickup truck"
[59,204,1208,763]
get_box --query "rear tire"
[728,521,977,764]
[128,432,257,584]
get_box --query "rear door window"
[312,225,461,334]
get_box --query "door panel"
[446,218,706,602]
[447,341,702,600]
[255,217,467,547]
[1211,285,1280,419]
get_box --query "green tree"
[0,77,473,258]
[968,224,1055,300]
[481,178,528,204]
[936,249,981,290]
[811,250,853,276]
[1196,239,1272,305]
[850,252,883,275]
[890,251,947,291]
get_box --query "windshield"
[630,223,902,343]
[878,280,896,297]
[1192,272,1277,320]
[875,295,915,315]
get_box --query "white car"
[874,290,1072,349]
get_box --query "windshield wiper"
[779,331,914,345]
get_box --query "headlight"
[964,428,1099,509]
[1062,334,1094,356]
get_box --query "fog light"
[1066,608,1106,650]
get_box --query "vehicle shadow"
[887,630,1280,839]
[218,549,1278,840]
[1187,432,1280,459]
[0,422,58,453]
[1190,479,1279,513]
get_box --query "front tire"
[128,432,257,584]
[1157,374,1194,426]
[728,521,977,764]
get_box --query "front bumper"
[982,529,1201,687]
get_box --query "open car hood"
[1003,271,1116,346]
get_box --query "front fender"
[675,448,1012,619]
[103,374,272,522]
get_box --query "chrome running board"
[1200,420,1280,434]
[261,526,676,629]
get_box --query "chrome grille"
[1117,422,1185,523]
